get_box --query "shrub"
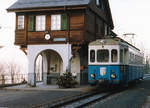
[56,70,78,88]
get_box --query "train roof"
[89,37,140,51]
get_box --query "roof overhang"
[7,5,88,13]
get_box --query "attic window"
[17,15,24,30]
[51,14,67,30]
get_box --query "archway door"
[35,49,63,85]
[27,44,72,86]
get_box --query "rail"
[31,86,125,108]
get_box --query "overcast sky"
[0,0,150,53]
[109,0,150,54]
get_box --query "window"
[104,24,107,35]
[90,50,95,63]
[96,0,104,10]
[28,16,34,31]
[18,15,24,30]
[97,50,109,62]
[36,15,45,31]
[96,0,100,5]
[120,49,124,63]
[104,24,110,36]
[111,49,118,62]
[51,14,67,30]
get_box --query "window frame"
[90,50,95,63]
[51,14,61,31]
[96,0,104,10]
[17,15,24,30]
[111,49,118,63]
[97,49,109,63]
[35,15,46,31]
[51,14,68,31]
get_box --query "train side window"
[97,50,109,62]
[90,50,95,62]
[120,49,123,63]
[111,49,118,62]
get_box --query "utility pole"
[123,33,136,45]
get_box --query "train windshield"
[97,50,109,62]
[111,49,118,62]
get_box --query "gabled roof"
[7,0,114,29]
[7,0,90,11]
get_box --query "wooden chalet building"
[7,0,115,86]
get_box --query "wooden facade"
[7,0,116,86]
[8,0,115,48]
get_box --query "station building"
[7,0,115,86]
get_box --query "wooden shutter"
[61,14,67,30]
[28,16,34,31]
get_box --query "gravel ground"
[89,77,150,108]
[0,90,83,108]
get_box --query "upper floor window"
[96,0,100,6]
[18,15,24,30]
[104,24,107,36]
[51,14,67,30]
[36,15,45,31]
[96,0,104,10]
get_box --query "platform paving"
[2,82,94,92]
[0,82,94,108]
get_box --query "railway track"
[31,86,125,108]
[60,87,124,108]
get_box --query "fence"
[0,74,27,85]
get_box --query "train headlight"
[111,73,116,79]
[90,74,95,79]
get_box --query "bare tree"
[0,63,5,85]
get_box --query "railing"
[0,74,27,86]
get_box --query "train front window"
[90,50,95,62]
[111,49,118,62]
[97,50,109,62]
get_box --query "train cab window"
[90,50,95,62]
[120,49,124,63]
[111,49,118,62]
[97,50,109,62]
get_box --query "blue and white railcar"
[88,37,144,86]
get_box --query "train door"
[120,46,129,84]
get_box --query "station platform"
[2,82,94,92]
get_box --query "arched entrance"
[27,44,72,86]
[35,49,63,85]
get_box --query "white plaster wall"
[71,53,80,83]
[27,44,72,86]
